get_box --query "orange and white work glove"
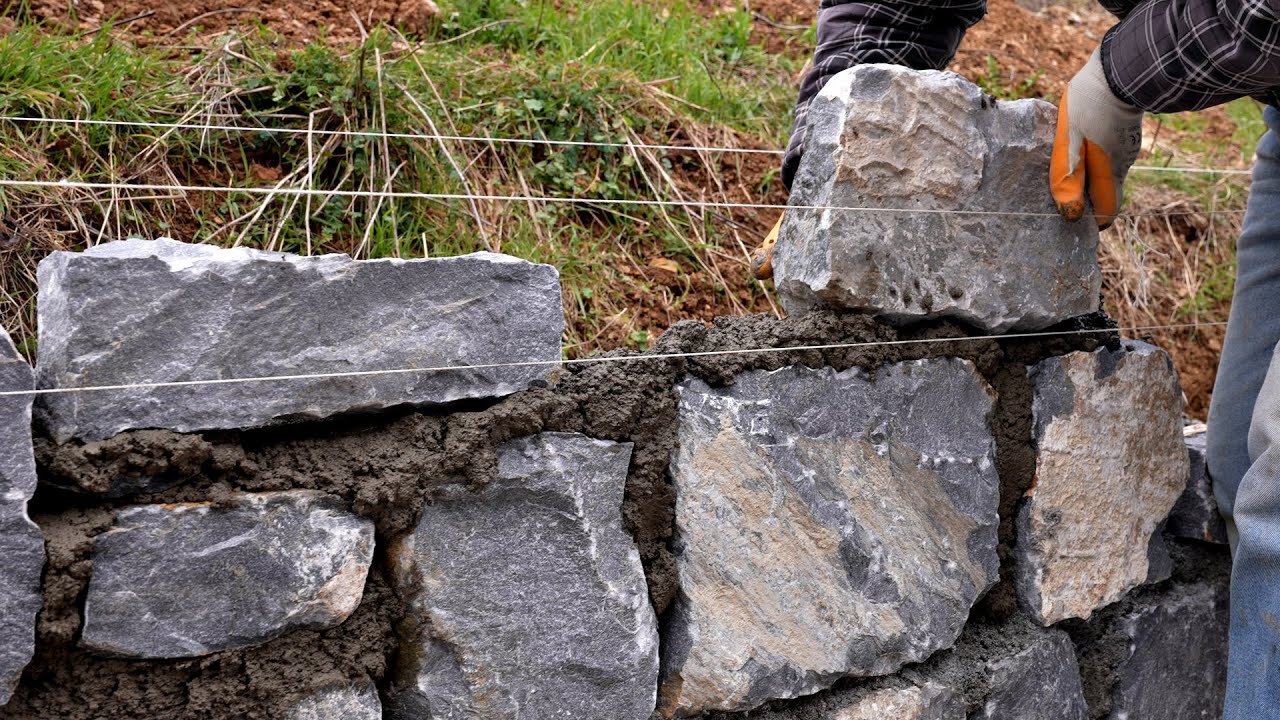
[1050,48,1143,230]
[751,214,783,280]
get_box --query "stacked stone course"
[0,64,1230,720]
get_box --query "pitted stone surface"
[979,630,1087,720]
[774,64,1100,332]
[81,490,374,658]
[830,684,964,720]
[660,359,1000,716]
[1167,425,1229,545]
[1110,583,1228,720]
[287,681,383,720]
[0,328,44,705]
[1017,341,1187,625]
[389,432,658,720]
[35,238,563,442]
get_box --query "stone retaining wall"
[0,237,1230,720]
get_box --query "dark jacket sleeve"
[781,0,986,189]
[1101,0,1280,112]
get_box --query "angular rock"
[1167,425,1229,544]
[82,490,374,658]
[775,64,1100,332]
[827,684,963,720]
[36,238,563,442]
[287,681,383,720]
[0,328,44,705]
[389,432,658,720]
[1017,341,1188,625]
[661,359,1000,716]
[979,630,1087,720]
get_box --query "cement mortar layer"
[9,310,1117,719]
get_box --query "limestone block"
[661,359,1000,716]
[287,681,383,720]
[0,329,44,705]
[1017,341,1188,625]
[1167,425,1229,544]
[775,64,1100,332]
[979,630,1087,720]
[36,238,563,442]
[829,684,963,720]
[1109,582,1228,720]
[389,432,658,720]
[81,491,374,658]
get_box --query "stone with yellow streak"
[660,359,1000,716]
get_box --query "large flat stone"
[36,238,563,442]
[979,630,1087,720]
[389,432,658,720]
[287,681,383,720]
[661,359,1000,716]
[0,328,44,705]
[1017,341,1188,625]
[1167,425,1229,545]
[82,490,374,658]
[775,64,1100,332]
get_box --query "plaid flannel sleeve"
[1101,0,1280,113]
[781,0,986,189]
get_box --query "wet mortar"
[4,310,1124,719]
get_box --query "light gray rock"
[1017,341,1188,625]
[661,359,1000,717]
[35,238,563,442]
[775,64,1100,332]
[389,432,658,720]
[287,681,383,720]
[827,684,963,720]
[81,490,374,658]
[1167,425,1229,545]
[979,630,1087,720]
[0,328,44,705]
[1108,582,1228,720]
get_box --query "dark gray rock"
[1018,341,1188,624]
[1167,426,1229,544]
[36,238,563,442]
[980,630,1088,720]
[1109,582,1228,720]
[0,328,44,705]
[81,490,374,658]
[661,359,1000,716]
[775,64,1100,332]
[287,681,382,720]
[390,432,658,720]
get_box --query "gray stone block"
[0,328,44,705]
[1167,426,1229,544]
[661,359,1000,716]
[1018,341,1188,625]
[774,64,1100,332]
[36,238,563,442]
[979,630,1087,720]
[81,490,374,658]
[287,681,383,720]
[389,432,658,720]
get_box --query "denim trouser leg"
[1210,104,1280,719]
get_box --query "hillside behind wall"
[0,66,1235,720]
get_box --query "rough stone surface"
[1110,582,1228,720]
[828,684,962,720]
[389,432,658,720]
[0,328,44,705]
[1017,341,1188,625]
[775,64,1101,332]
[35,238,563,442]
[81,490,374,658]
[980,630,1088,720]
[1167,425,1229,545]
[661,358,1000,716]
[287,681,383,720]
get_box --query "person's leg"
[1207,104,1280,548]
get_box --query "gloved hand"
[1050,48,1144,230]
[751,215,783,280]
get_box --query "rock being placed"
[287,681,383,720]
[389,432,658,720]
[0,328,44,705]
[978,630,1087,720]
[36,238,563,442]
[775,64,1100,332]
[661,358,1000,716]
[1017,341,1188,625]
[81,490,374,658]
[1167,425,1229,545]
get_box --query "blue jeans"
[1207,104,1280,719]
